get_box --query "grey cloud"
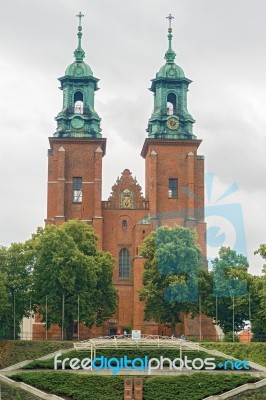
[0,0,266,275]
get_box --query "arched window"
[74,91,84,114]
[119,248,130,278]
[167,93,177,115]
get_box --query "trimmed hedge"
[13,372,259,400]
[143,374,258,400]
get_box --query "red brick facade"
[31,133,217,340]
[29,16,218,340]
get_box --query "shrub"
[13,372,259,400]
[223,332,240,342]
[203,342,266,367]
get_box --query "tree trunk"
[171,314,176,336]
[66,320,74,340]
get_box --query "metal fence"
[0,331,265,342]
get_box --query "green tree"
[0,247,8,320]
[250,245,266,340]
[212,247,251,334]
[30,220,117,339]
[198,268,215,318]
[0,244,33,339]
[248,275,266,340]
[0,270,8,321]
[255,244,266,273]
[139,225,203,335]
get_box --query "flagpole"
[78,294,80,341]
[62,293,65,341]
[45,295,48,340]
[232,294,235,342]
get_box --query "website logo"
[54,353,250,375]
[152,173,248,302]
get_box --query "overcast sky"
[0,0,265,274]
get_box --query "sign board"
[131,330,141,340]
[124,378,133,400]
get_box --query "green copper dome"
[157,63,185,79]
[55,13,102,139]
[65,13,93,77]
[156,16,185,79]
[146,14,196,140]
[65,61,93,77]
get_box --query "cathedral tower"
[46,13,105,246]
[142,14,206,258]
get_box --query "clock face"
[71,116,84,129]
[167,117,179,130]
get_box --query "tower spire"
[165,14,176,64]
[55,12,102,138]
[74,12,85,62]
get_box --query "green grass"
[202,342,266,367]
[13,372,259,400]
[0,340,73,369]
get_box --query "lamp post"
[45,295,48,340]
[199,293,202,341]
[232,293,235,342]
[13,290,16,340]
[248,293,251,342]
[29,295,32,340]
[77,294,80,341]
[215,293,218,340]
[231,277,239,342]
[62,293,65,341]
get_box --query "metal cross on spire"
[166,13,174,30]
[76,12,84,27]
[74,12,85,61]
[165,13,176,63]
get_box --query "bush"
[0,382,41,399]
[13,372,259,400]
[0,340,73,369]
[223,332,240,342]
[203,342,266,367]
[231,386,266,399]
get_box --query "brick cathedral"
[32,14,216,339]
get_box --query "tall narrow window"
[122,220,127,230]
[73,177,82,202]
[74,91,84,114]
[119,248,130,278]
[168,178,178,198]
